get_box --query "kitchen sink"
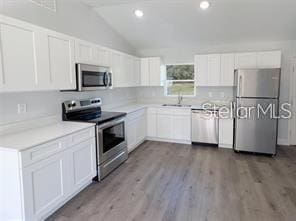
[162,104,192,107]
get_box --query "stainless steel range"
[62,98,128,180]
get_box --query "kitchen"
[0,0,296,221]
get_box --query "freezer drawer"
[191,110,219,144]
[234,98,278,154]
[235,69,280,98]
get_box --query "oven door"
[77,64,112,91]
[97,118,127,164]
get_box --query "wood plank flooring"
[47,141,296,221]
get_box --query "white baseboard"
[277,138,289,146]
[219,144,233,149]
[146,137,191,145]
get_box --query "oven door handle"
[103,72,108,87]
[97,117,125,130]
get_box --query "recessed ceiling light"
[200,1,210,10]
[134,10,144,18]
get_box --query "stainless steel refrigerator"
[234,69,281,155]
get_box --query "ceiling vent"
[30,0,57,12]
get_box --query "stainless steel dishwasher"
[191,109,219,144]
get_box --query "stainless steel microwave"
[76,63,112,91]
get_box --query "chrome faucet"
[177,91,183,105]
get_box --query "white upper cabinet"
[195,55,208,86]
[75,40,111,67]
[208,54,221,86]
[257,51,281,68]
[133,57,141,87]
[111,51,122,87]
[140,57,163,86]
[220,53,235,86]
[195,54,220,86]
[112,52,137,88]
[149,57,162,86]
[93,46,111,67]
[0,16,50,92]
[140,58,150,86]
[235,52,257,69]
[0,15,76,92]
[235,51,281,69]
[195,51,281,87]
[75,40,93,64]
[46,31,76,90]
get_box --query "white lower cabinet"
[0,127,96,221]
[157,114,173,139]
[172,115,191,141]
[22,151,71,221]
[147,108,157,138]
[69,139,97,190]
[126,109,146,152]
[147,107,191,143]
[218,118,234,148]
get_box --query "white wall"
[136,86,234,105]
[0,0,136,54]
[138,40,296,145]
[0,88,137,125]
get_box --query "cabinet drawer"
[66,127,95,147]
[20,138,66,168]
[20,127,95,168]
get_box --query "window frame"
[164,63,196,97]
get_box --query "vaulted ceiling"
[81,0,296,50]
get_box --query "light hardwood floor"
[47,141,296,221]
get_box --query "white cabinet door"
[22,152,70,221]
[69,139,96,190]
[149,57,161,86]
[141,58,150,86]
[235,52,257,69]
[157,114,172,139]
[47,31,76,90]
[111,52,122,87]
[208,54,221,86]
[75,40,93,64]
[147,112,157,137]
[195,55,208,86]
[133,57,141,86]
[219,119,234,148]
[220,53,235,86]
[0,20,49,92]
[137,113,147,142]
[93,46,111,67]
[172,115,191,141]
[257,51,281,68]
[126,118,138,152]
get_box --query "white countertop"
[106,103,199,113]
[0,121,95,151]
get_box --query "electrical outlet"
[220,92,225,98]
[208,92,213,98]
[17,104,27,114]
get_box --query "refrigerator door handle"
[239,75,243,96]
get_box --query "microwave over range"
[75,63,112,91]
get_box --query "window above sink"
[164,64,196,97]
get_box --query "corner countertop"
[0,121,96,152]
